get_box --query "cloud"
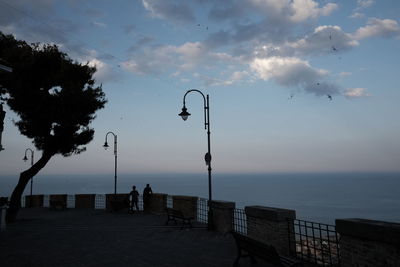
[282,25,358,56]
[250,56,339,96]
[344,88,371,98]
[142,0,195,24]
[354,18,400,40]
[88,59,119,83]
[349,12,365,19]
[289,0,337,23]
[357,0,375,9]
[90,22,107,28]
[123,41,224,75]
[197,70,249,86]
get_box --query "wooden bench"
[231,232,303,267]
[165,207,193,229]
[49,200,67,211]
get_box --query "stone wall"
[75,194,96,209]
[245,205,296,256]
[148,193,167,214]
[172,195,198,220]
[210,200,235,233]
[336,219,400,267]
[25,195,44,207]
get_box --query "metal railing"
[233,208,247,235]
[197,198,208,224]
[289,219,340,266]
[167,195,173,208]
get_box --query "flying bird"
[327,94,332,101]
[332,46,337,52]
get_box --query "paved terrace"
[0,208,275,267]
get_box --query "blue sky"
[0,0,399,175]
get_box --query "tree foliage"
[0,32,106,156]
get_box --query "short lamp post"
[103,131,118,194]
[23,148,34,196]
[179,89,213,230]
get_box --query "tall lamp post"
[23,148,34,196]
[103,131,118,194]
[0,103,5,151]
[178,89,213,230]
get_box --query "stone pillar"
[172,195,198,220]
[0,205,7,231]
[149,193,167,214]
[75,194,96,209]
[106,194,129,211]
[336,219,400,267]
[25,195,44,208]
[245,206,296,256]
[210,200,235,233]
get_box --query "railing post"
[245,205,296,256]
[148,193,167,214]
[75,194,96,209]
[210,200,235,233]
[0,205,7,232]
[172,195,198,220]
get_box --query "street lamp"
[179,89,213,230]
[23,148,34,196]
[103,131,118,194]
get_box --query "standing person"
[129,185,139,213]
[143,184,153,212]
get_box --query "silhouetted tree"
[0,32,107,222]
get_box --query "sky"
[0,0,399,176]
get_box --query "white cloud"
[349,12,365,19]
[250,56,339,95]
[357,0,374,9]
[91,22,107,28]
[282,25,358,56]
[344,88,371,98]
[289,0,337,23]
[338,72,352,77]
[142,0,195,23]
[354,18,400,40]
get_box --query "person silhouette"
[129,185,139,213]
[143,184,153,212]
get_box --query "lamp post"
[178,89,213,230]
[0,103,5,151]
[103,131,118,194]
[23,148,34,196]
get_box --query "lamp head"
[178,106,191,121]
[23,155,28,161]
[103,142,109,150]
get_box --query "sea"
[1,172,399,225]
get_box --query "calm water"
[1,172,399,225]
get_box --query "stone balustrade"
[336,218,400,267]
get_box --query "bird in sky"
[327,94,333,101]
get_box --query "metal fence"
[289,219,340,266]
[197,197,208,224]
[233,208,247,235]
[166,195,173,208]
